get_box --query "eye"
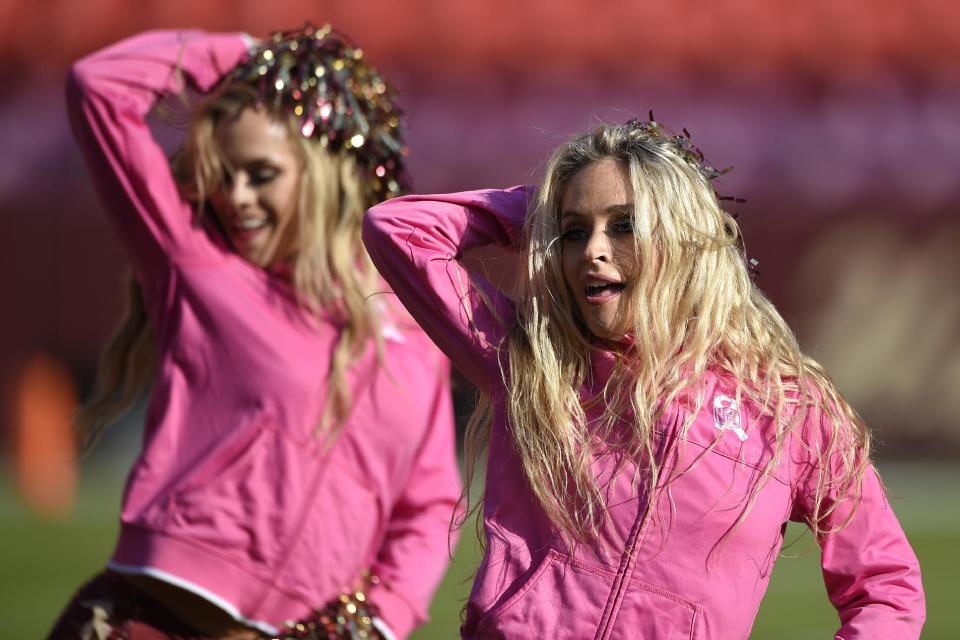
[610,216,633,234]
[248,166,280,185]
[560,225,587,242]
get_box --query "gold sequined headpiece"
[227,23,409,204]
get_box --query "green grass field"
[2,462,955,639]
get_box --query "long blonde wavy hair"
[463,122,870,544]
[76,83,382,449]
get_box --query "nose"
[227,172,254,211]
[583,228,611,263]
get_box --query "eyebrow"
[606,204,634,216]
[232,157,282,168]
[560,203,634,221]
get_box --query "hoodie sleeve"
[65,30,249,278]
[367,354,461,638]
[790,407,925,639]
[362,187,531,391]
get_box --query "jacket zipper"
[594,404,681,640]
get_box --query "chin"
[586,317,613,335]
[591,329,617,341]
[586,318,629,342]
[237,250,267,267]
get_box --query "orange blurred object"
[8,352,78,519]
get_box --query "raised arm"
[367,355,461,638]
[362,187,531,391]
[790,410,925,638]
[65,29,249,277]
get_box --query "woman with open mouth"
[50,24,459,640]
[363,117,925,639]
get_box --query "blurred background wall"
[2,0,957,459]
[0,0,957,636]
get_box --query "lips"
[233,217,268,231]
[583,275,625,304]
[233,218,267,231]
[228,217,270,245]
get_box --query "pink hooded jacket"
[66,30,460,637]
[363,187,925,639]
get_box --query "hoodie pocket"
[613,577,702,639]
[282,444,385,600]
[474,550,699,639]
[156,411,321,571]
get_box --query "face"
[559,158,637,340]
[211,107,303,268]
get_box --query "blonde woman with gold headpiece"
[49,26,459,639]
[363,118,925,638]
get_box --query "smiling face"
[210,107,303,268]
[559,158,638,340]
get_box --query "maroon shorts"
[46,571,208,639]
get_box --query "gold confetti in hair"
[627,111,745,203]
[626,111,757,277]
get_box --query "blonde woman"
[50,26,459,639]
[363,118,925,638]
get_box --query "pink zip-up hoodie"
[65,30,460,638]
[363,187,925,639]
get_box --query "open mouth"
[585,282,625,296]
[233,218,268,231]
[584,281,625,304]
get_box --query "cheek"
[560,247,580,294]
[270,176,302,220]
[208,191,229,224]
[612,238,639,276]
